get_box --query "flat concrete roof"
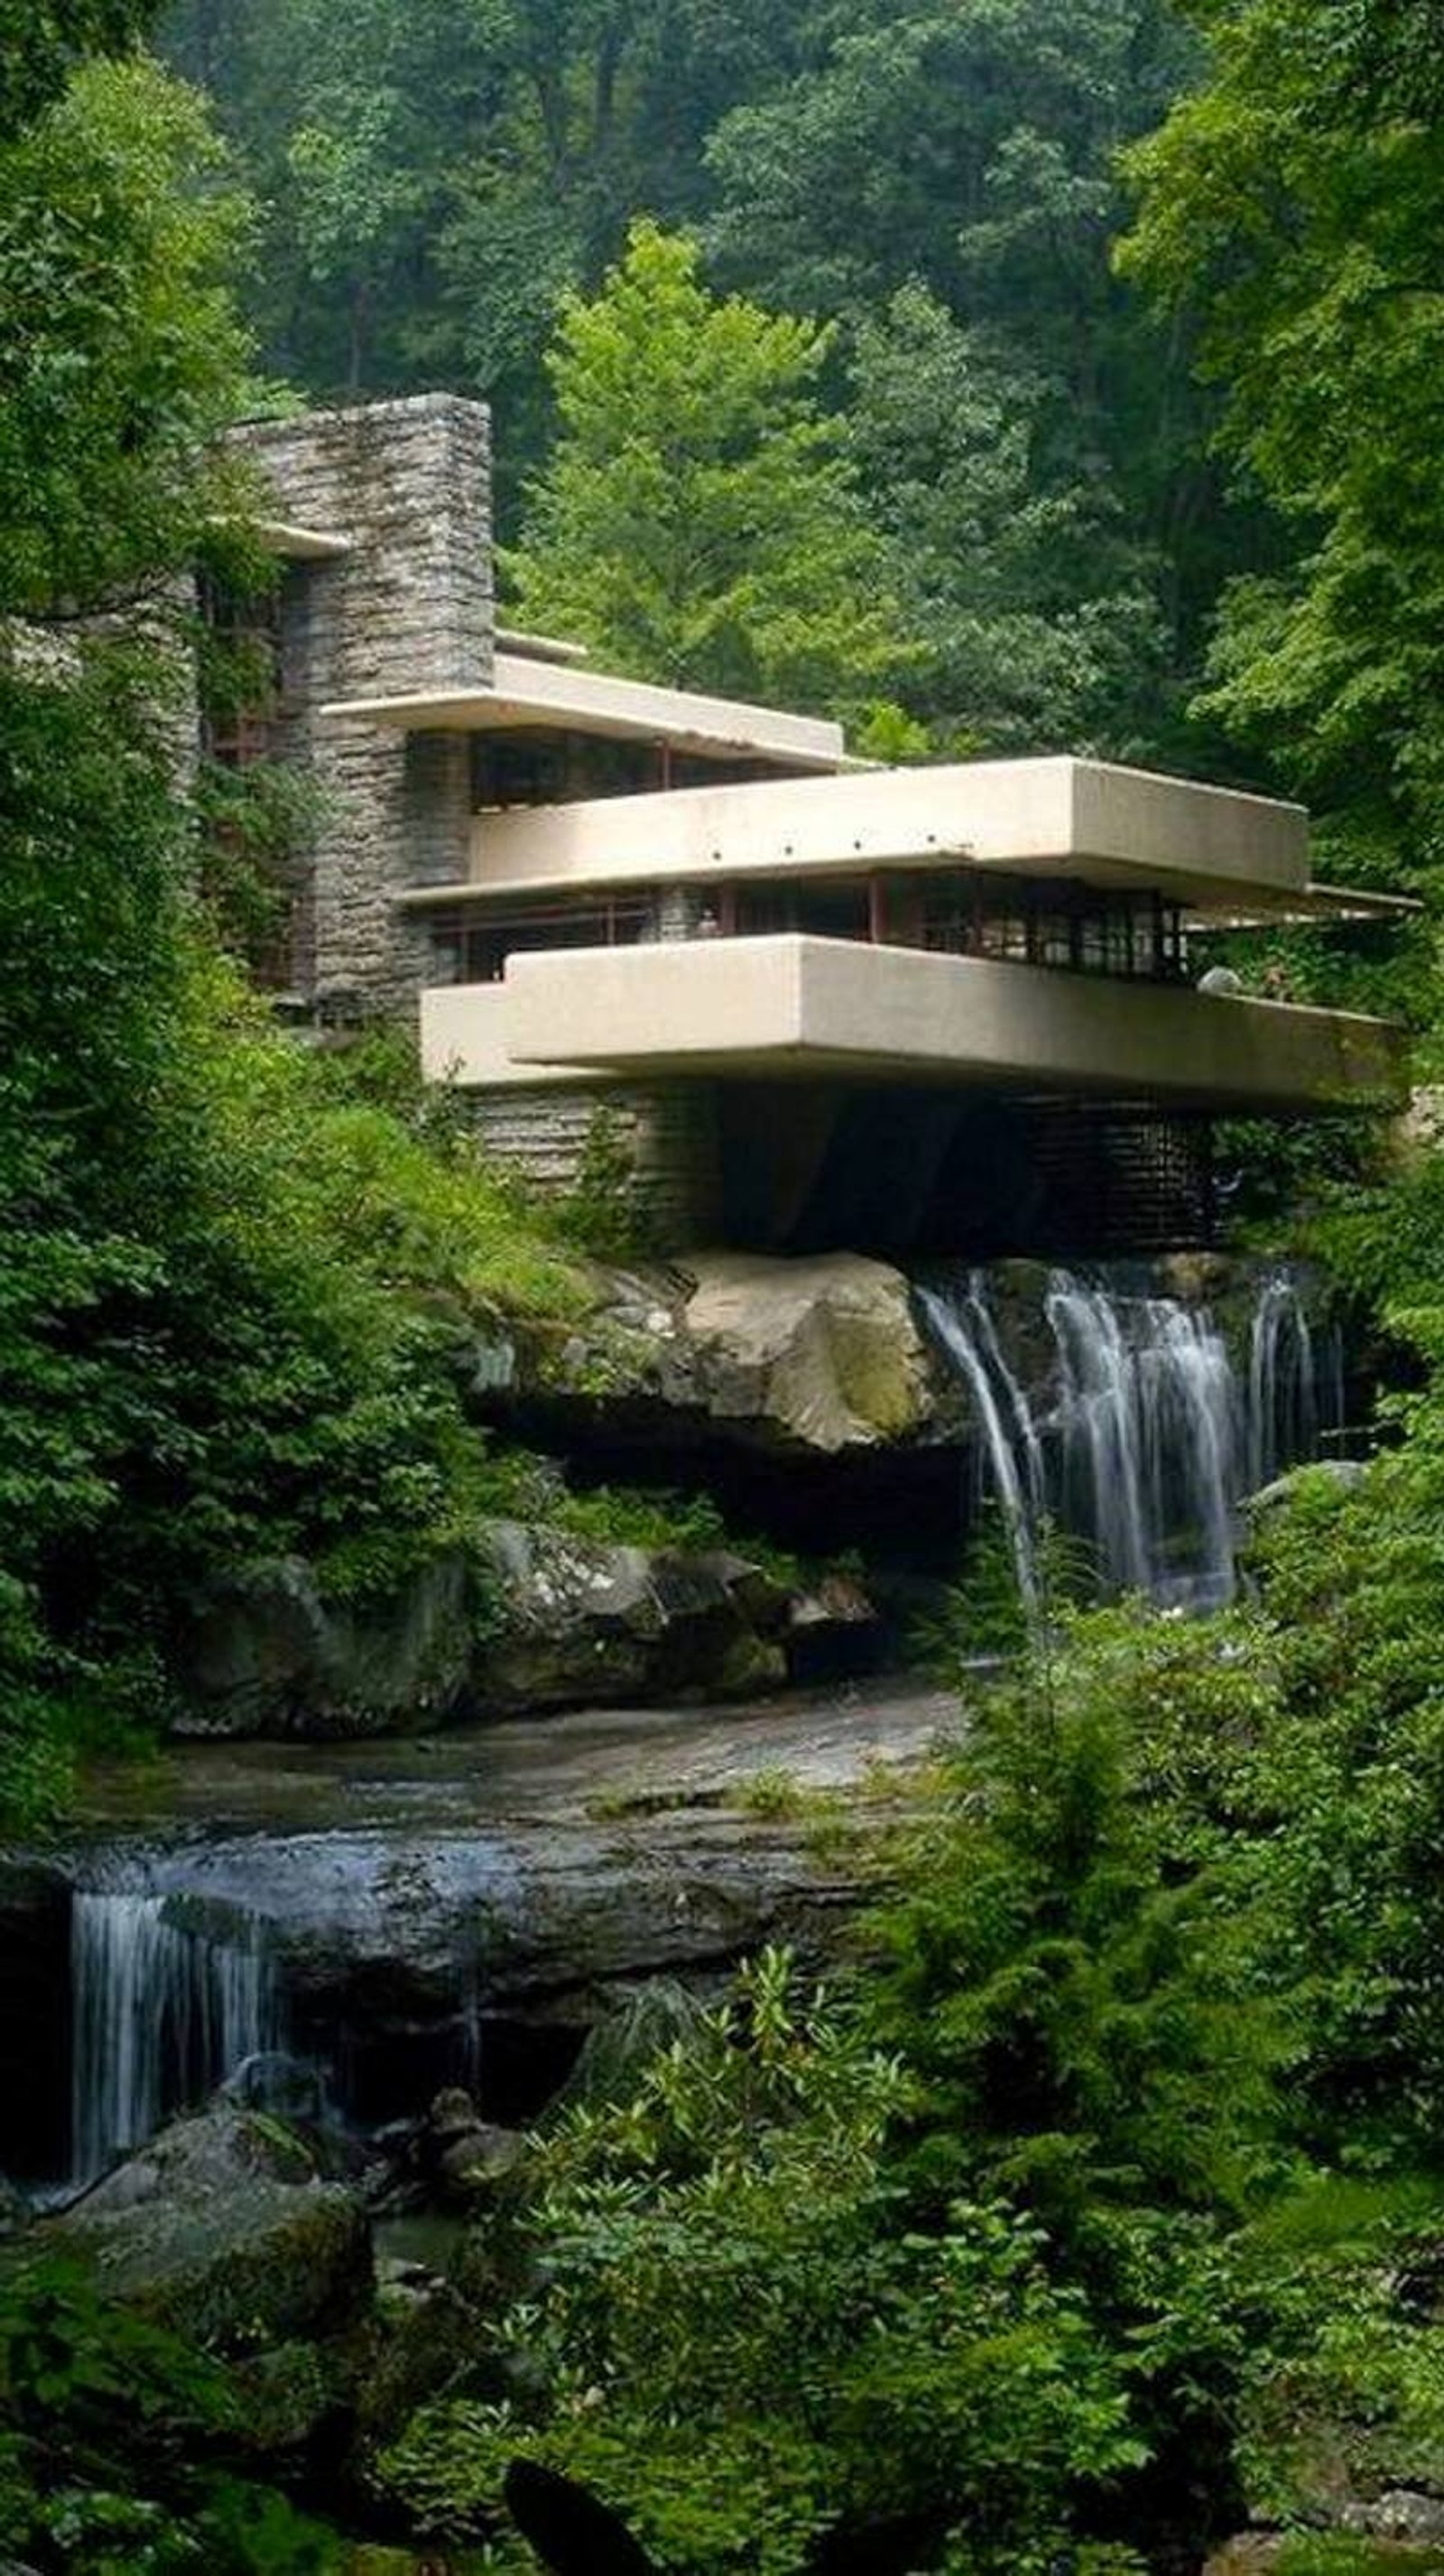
[252,518,353,561]
[396,755,1416,922]
[494,626,591,665]
[321,650,852,773]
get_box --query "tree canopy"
[1121,0,1444,895]
[504,220,912,718]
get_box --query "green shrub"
[863,1598,1287,2238]
[376,1950,1142,2574]
[0,2260,340,2572]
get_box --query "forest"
[5,0,1444,2570]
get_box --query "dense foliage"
[373,1498,1444,2569]
[1121,0,1444,971]
[158,0,1245,769]
[151,0,1444,918]
[0,2259,338,2571]
[0,30,633,1830]
[505,222,914,729]
[9,0,1444,2569]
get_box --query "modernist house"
[226,393,1409,1256]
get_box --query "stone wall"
[464,1080,723,1246]
[233,395,494,1011]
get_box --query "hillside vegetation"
[5,1,1444,2569]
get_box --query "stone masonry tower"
[234,394,494,1011]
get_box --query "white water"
[921,1268,1339,1615]
[70,1890,278,2185]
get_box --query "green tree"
[161,0,806,503]
[847,283,1170,754]
[0,53,261,1816]
[0,0,159,140]
[707,0,1238,757]
[0,36,588,1828]
[504,219,912,718]
[1119,0,1444,903]
[378,1951,1143,2575]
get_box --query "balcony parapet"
[420,934,1404,1114]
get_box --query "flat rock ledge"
[171,1526,876,1740]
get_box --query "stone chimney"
[233,394,495,1011]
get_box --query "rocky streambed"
[0,1681,955,2191]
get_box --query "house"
[225,394,1410,1256]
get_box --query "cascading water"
[1246,1272,1340,1493]
[69,1888,279,2185]
[920,1267,1340,1616]
[918,1277,1048,1617]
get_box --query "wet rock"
[18,1685,950,2159]
[173,1552,474,1739]
[53,2104,372,2351]
[1245,1458,1368,1519]
[1343,2491,1444,2544]
[474,1520,790,1711]
[218,2050,336,2125]
[421,2086,526,2206]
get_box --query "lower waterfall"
[69,1889,280,2186]
[919,1268,1341,1614]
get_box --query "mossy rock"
[229,2337,344,2452]
[54,2107,373,2355]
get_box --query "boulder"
[171,1524,862,1737]
[1344,2493,1444,2544]
[1245,1458,1368,1521]
[509,1251,956,1457]
[680,1253,938,1450]
[173,1552,475,1739]
[406,2087,528,2210]
[474,1520,790,1710]
[53,2104,372,2352]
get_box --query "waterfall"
[1247,1272,1328,1492]
[921,1268,1338,1617]
[916,1283,1046,1618]
[70,1889,279,2185]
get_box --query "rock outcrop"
[55,2104,372,2350]
[172,1520,876,1739]
[479,1246,1313,1466]
[473,1519,790,1710]
[498,1249,956,1456]
[174,1552,475,1739]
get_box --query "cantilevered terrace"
[232,393,1415,1253]
[322,678,1406,1113]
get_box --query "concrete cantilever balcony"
[419,935,1405,1113]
